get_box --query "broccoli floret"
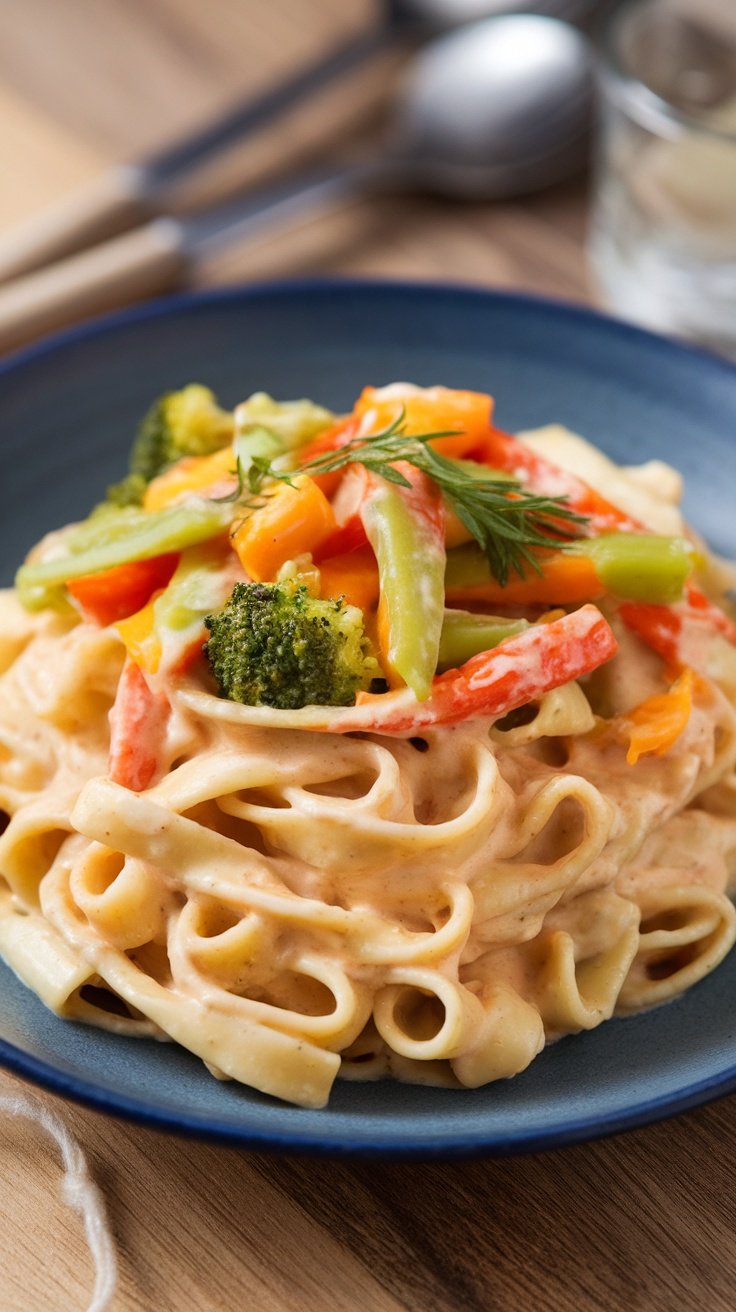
[130,384,234,485]
[204,581,379,709]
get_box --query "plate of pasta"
[1,278,736,1157]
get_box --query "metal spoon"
[0,15,595,355]
[0,0,602,283]
[181,13,594,263]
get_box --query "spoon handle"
[0,166,154,286]
[0,160,392,356]
[0,220,188,357]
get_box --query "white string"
[0,1089,118,1311]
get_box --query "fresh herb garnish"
[236,413,588,586]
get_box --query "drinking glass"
[588,0,736,354]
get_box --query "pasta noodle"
[1,381,735,1109]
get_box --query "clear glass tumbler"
[588,0,736,355]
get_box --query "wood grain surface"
[0,2,733,1310]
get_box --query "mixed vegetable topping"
[16,381,736,785]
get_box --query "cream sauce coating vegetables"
[1,380,735,1107]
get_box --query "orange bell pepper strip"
[355,385,493,458]
[67,553,180,626]
[318,547,380,613]
[619,668,694,765]
[116,613,207,679]
[232,475,337,582]
[108,659,170,791]
[323,604,617,734]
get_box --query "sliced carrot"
[143,445,236,511]
[620,668,694,765]
[67,553,179,626]
[318,547,380,613]
[232,475,337,582]
[355,385,493,458]
[446,552,602,608]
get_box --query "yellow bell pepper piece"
[143,445,236,512]
[116,599,162,674]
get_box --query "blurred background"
[0,0,734,355]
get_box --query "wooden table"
[0,3,733,1309]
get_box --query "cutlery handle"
[0,165,152,284]
[0,219,187,357]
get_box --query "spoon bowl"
[392,14,595,198]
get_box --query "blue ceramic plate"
[1,280,735,1158]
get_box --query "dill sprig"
[241,414,589,586]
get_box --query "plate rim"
[2,274,735,383]
[2,1028,736,1159]
[1,275,735,1158]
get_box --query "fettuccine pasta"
[1,380,735,1108]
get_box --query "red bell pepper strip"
[296,415,362,498]
[67,553,179,626]
[313,466,370,561]
[620,595,736,671]
[477,427,643,535]
[313,516,368,562]
[330,603,616,734]
[108,659,170,791]
[685,582,736,644]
